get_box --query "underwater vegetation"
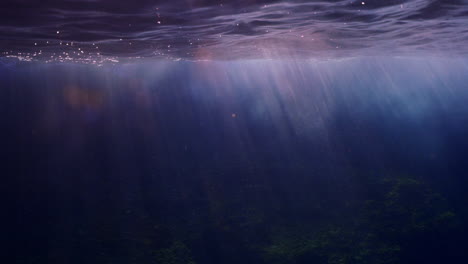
[116,175,459,264]
[153,241,196,264]
[14,173,460,264]
[262,176,460,264]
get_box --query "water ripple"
[1,0,467,62]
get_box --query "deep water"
[2,57,468,263]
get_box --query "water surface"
[1,0,468,61]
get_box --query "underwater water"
[2,1,468,264]
[3,58,468,263]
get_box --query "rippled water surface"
[1,0,468,62]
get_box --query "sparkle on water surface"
[1,0,468,63]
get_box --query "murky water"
[3,58,468,263]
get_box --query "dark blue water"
[2,58,468,263]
